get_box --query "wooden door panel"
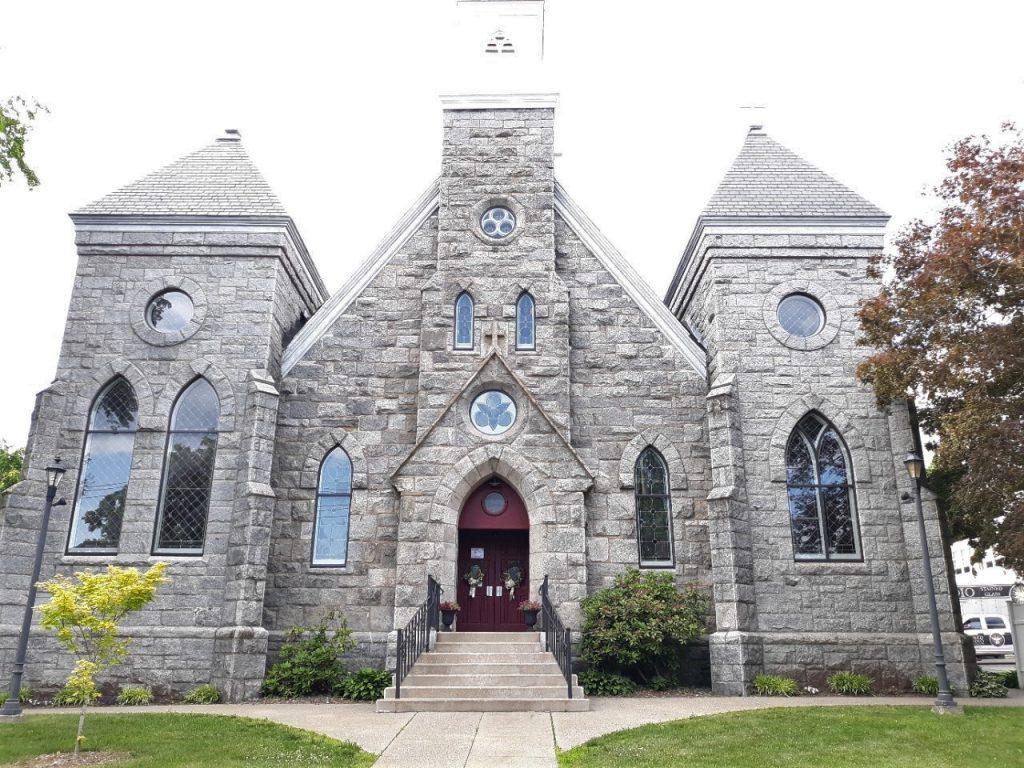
[455,530,529,632]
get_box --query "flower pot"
[522,608,539,629]
[441,609,457,631]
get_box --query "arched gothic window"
[67,377,139,553]
[516,292,536,350]
[454,291,474,350]
[312,447,353,566]
[154,377,219,555]
[634,447,674,567]
[786,412,861,560]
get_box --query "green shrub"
[753,674,798,696]
[183,684,222,704]
[970,670,1009,699]
[117,685,154,706]
[827,671,873,695]
[578,669,638,696]
[911,674,960,696]
[648,675,675,692]
[52,684,92,707]
[0,686,31,706]
[580,569,708,684]
[338,668,391,701]
[999,670,1019,689]
[261,612,355,698]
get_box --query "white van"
[963,615,1014,656]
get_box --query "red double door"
[455,478,530,632]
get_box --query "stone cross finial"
[484,318,507,352]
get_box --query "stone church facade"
[0,95,971,699]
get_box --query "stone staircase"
[376,631,589,712]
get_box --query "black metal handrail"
[395,575,441,700]
[540,575,573,699]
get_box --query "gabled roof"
[75,130,288,216]
[391,349,594,482]
[702,125,887,218]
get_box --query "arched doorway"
[456,476,529,632]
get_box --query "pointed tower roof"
[75,130,288,217]
[701,125,887,219]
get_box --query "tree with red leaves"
[857,123,1024,570]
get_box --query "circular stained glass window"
[147,290,194,333]
[471,390,517,435]
[480,206,516,239]
[483,491,507,516]
[777,294,825,337]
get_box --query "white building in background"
[951,539,1018,657]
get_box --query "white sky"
[1,0,1022,446]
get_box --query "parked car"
[963,615,1014,656]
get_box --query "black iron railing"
[540,575,573,699]
[395,575,441,700]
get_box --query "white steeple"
[443,0,553,98]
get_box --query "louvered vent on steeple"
[485,29,516,54]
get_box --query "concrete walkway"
[26,691,1024,767]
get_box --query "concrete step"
[403,673,569,687]
[384,685,585,700]
[429,640,542,653]
[376,696,590,713]
[436,632,537,642]
[423,651,553,664]
[411,661,562,675]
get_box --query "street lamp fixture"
[903,450,959,713]
[0,457,66,720]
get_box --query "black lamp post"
[0,458,66,719]
[904,450,959,712]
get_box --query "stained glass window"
[154,378,219,554]
[480,206,516,238]
[634,447,674,567]
[777,294,824,337]
[516,292,535,350]
[471,390,517,436]
[313,447,352,566]
[67,377,139,553]
[455,291,474,350]
[785,412,860,560]
[147,290,194,333]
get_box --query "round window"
[480,206,516,239]
[482,491,507,516]
[470,390,517,435]
[146,290,194,333]
[777,294,825,337]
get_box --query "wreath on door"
[502,563,523,601]
[464,564,485,598]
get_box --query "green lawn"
[558,706,1024,768]
[0,713,375,767]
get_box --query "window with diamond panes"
[67,377,139,553]
[634,447,674,567]
[154,377,219,554]
[454,291,474,350]
[516,292,535,350]
[785,412,861,560]
[312,447,353,566]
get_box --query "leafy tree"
[37,563,169,757]
[857,124,1024,570]
[0,442,23,493]
[0,95,46,189]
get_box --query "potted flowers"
[439,601,460,631]
[519,599,541,629]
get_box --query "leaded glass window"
[455,291,474,350]
[516,292,535,350]
[634,447,674,567]
[154,377,219,554]
[785,412,860,560]
[312,447,352,566]
[67,377,139,553]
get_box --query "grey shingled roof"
[75,130,288,216]
[702,126,887,218]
